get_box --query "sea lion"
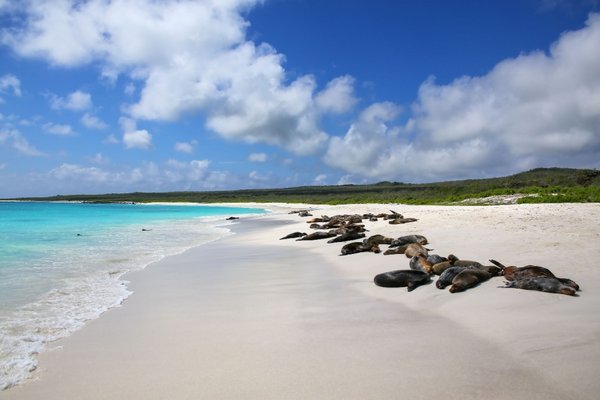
[388,217,418,224]
[404,243,429,258]
[436,266,467,289]
[383,244,409,255]
[296,231,336,241]
[373,270,431,291]
[363,234,394,247]
[449,269,493,293]
[341,242,380,255]
[489,260,580,291]
[432,255,483,275]
[409,254,434,274]
[389,235,428,248]
[427,254,447,265]
[327,231,366,243]
[280,232,307,240]
[500,277,577,296]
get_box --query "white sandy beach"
[4,203,600,400]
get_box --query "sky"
[0,0,599,197]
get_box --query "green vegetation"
[10,167,600,205]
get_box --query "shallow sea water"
[0,201,264,390]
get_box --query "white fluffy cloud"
[174,141,195,154]
[0,128,44,156]
[2,0,355,155]
[248,152,267,162]
[44,122,76,136]
[50,90,92,111]
[325,13,600,181]
[0,74,21,97]
[123,129,152,150]
[81,113,108,130]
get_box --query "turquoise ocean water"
[0,201,264,390]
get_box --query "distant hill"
[10,167,600,205]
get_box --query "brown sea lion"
[489,260,580,291]
[383,244,409,255]
[373,270,431,291]
[427,254,447,265]
[280,232,307,240]
[404,243,429,258]
[449,269,493,293]
[436,266,467,289]
[409,254,434,274]
[500,277,577,296]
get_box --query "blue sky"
[1,0,599,197]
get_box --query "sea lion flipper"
[489,259,507,270]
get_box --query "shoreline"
[4,202,600,399]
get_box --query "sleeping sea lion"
[280,232,306,240]
[363,234,394,246]
[436,266,467,289]
[404,243,429,258]
[427,254,447,265]
[489,260,580,291]
[409,254,434,274]
[341,242,380,255]
[389,235,428,248]
[500,277,577,296]
[373,270,431,291]
[449,269,493,293]
[327,231,366,243]
[383,244,409,255]
[388,217,418,224]
[297,231,336,241]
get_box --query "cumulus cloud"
[1,0,355,155]
[248,152,267,162]
[0,74,21,97]
[0,128,44,156]
[314,174,327,185]
[44,122,76,136]
[81,113,108,129]
[325,14,600,181]
[123,129,152,150]
[50,90,92,111]
[174,141,196,154]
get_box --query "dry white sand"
[4,203,600,400]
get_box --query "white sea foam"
[0,215,240,390]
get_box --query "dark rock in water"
[296,231,336,241]
[141,228,152,232]
[226,216,239,220]
[327,231,366,243]
[374,270,431,291]
[280,232,307,240]
[389,235,428,248]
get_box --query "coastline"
[4,202,600,399]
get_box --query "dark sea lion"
[432,254,482,275]
[436,266,467,289]
[296,231,336,241]
[404,243,429,258]
[409,254,434,274]
[340,242,380,255]
[427,254,447,265]
[373,270,431,291]
[280,232,307,240]
[449,269,493,293]
[389,235,428,248]
[500,277,577,296]
[388,217,418,224]
[363,234,394,246]
[489,260,580,291]
[327,231,366,243]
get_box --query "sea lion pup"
[449,269,493,293]
[404,243,429,258]
[363,234,394,247]
[373,270,431,291]
[389,235,428,248]
[296,231,337,241]
[341,242,380,255]
[327,231,366,243]
[500,277,577,296]
[409,254,434,274]
[280,232,307,240]
[489,260,580,291]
